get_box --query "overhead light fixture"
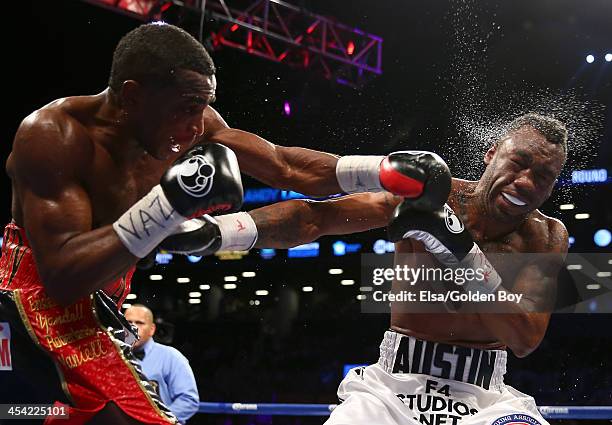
[341,280,355,286]
[302,286,314,292]
[224,276,238,282]
[328,268,343,275]
[575,213,590,220]
[199,284,211,290]
[177,277,190,283]
[559,204,574,210]
[242,271,256,278]
[189,292,202,298]
[126,294,137,300]
[224,283,237,290]
[149,274,163,281]
[255,290,269,296]
[188,298,202,304]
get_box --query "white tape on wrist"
[336,155,385,194]
[216,212,258,251]
[461,243,502,293]
[113,185,185,258]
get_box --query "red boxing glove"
[379,151,451,210]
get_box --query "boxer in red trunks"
[1,22,445,424]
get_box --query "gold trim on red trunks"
[89,294,177,424]
[13,289,75,405]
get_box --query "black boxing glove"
[387,202,502,293]
[160,143,243,217]
[161,212,258,256]
[160,216,222,257]
[112,144,243,258]
[336,151,451,210]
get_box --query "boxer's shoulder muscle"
[11,105,94,190]
[524,210,568,255]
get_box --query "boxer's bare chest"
[447,191,541,284]
[390,188,545,347]
[85,143,172,228]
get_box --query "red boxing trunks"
[0,222,178,424]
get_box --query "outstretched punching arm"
[203,106,339,196]
[203,106,450,202]
[158,192,403,256]
[250,192,402,248]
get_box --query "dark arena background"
[2,0,611,424]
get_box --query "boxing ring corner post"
[198,402,612,420]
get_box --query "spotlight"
[283,101,291,116]
[594,229,611,247]
[605,53,612,62]
[586,54,595,63]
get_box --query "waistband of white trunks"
[378,330,507,392]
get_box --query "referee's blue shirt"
[137,338,199,424]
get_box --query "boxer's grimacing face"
[482,125,565,219]
[125,70,216,160]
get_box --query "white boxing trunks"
[325,331,548,425]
